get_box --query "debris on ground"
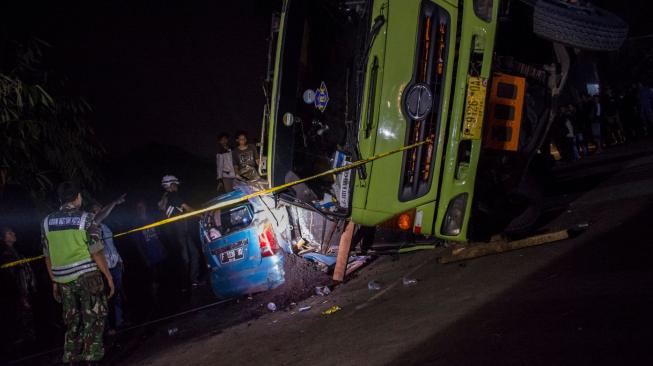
[367,281,382,291]
[438,229,571,264]
[402,277,418,286]
[167,328,178,336]
[346,255,371,276]
[315,286,331,296]
[267,302,277,312]
[298,306,312,312]
[301,252,338,269]
[322,305,342,315]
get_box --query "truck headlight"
[474,0,493,22]
[441,193,468,236]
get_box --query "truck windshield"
[272,0,367,201]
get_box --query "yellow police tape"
[0,255,46,269]
[1,139,431,270]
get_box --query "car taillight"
[259,224,280,257]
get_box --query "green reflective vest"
[43,210,98,283]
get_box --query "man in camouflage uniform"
[42,182,115,365]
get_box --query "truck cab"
[266,0,626,242]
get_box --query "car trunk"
[202,204,263,271]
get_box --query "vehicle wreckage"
[202,0,628,297]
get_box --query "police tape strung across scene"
[1,139,431,270]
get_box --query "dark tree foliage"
[0,38,104,209]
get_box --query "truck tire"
[504,173,543,238]
[533,0,628,51]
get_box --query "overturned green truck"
[265,0,627,242]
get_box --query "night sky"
[4,0,278,159]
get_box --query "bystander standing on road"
[569,104,588,157]
[232,131,260,181]
[91,194,127,336]
[638,82,653,135]
[557,105,580,161]
[134,199,167,304]
[619,85,641,139]
[216,133,236,193]
[42,182,114,365]
[590,95,603,154]
[157,175,201,290]
[0,227,37,348]
[603,88,625,145]
[579,94,594,151]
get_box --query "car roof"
[202,188,247,208]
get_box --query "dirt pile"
[253,254,331,310]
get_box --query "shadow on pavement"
[388,199,653,365]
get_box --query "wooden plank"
[333,221,355,282]
[438,229,570,264]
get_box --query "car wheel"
[532,0,628,51]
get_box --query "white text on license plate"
[220,247,245,264]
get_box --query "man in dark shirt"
[134,200,167,305]
[602,88,625,145]
[157,175,200,289]
[232,132,260,181]
[0,227,37,346]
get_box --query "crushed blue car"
[199,187,293,298]
[199,183,369,298]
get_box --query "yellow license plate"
[462,76,488,140]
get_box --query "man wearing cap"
[157,175,200,289]
[42,182,115,365]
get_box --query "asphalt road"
[78,141,653,365]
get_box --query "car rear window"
[210,204,254,235]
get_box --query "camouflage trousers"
[60,271,108,363]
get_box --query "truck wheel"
[532,0,628,51]
[504,174,543,237]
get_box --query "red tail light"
[259,224,280,257]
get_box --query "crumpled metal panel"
[234,180,293,253]
[233,179,341,253]
[291,205,340,253]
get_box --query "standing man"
[0,227,37,345]
[157,175,200,289]
[42,182,114,365]
[602,88,625,145]
[590,95,603,154]
[216,133,236,193]
[570,104,588,157]
[134,199,167,305]
[232,131,260,181]
[638,82,653,135]
[91,195,126,335]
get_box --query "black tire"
[533,0,628,51]
[504,173,543,237]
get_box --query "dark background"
[2,0,279,159]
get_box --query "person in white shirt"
[216,133,236,193]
